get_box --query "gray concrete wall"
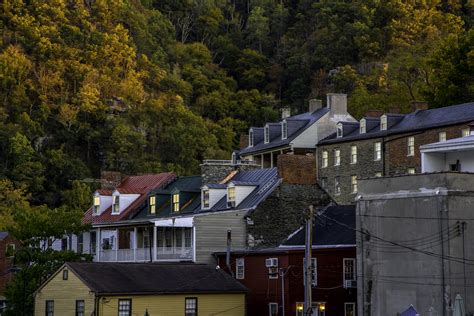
[357,173,474,316]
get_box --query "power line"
[357,213,474,221]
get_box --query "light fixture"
[319,303,326,311]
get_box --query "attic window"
[202,189,210,208]
[360,119,366,134]
[282,121,288,140]
[249,129,254,147]
[336,123,343,138]
[227,186,236,208]
[112,194,120,214]
[172,192,180,212]
[93,195,100,214]
[380,115,387,131]
[149,196,156,215]
[264,125,270,144]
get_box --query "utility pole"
[280,267,291,316]
[304,205,314,315]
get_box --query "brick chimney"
[240,134,249,149]
[308,99,323,113]
[100,171,123,190]
[411,101,428,112]
[327,93,348,115]
[365,110,384,118]
[389,107,401,114]
[277,154,316,185]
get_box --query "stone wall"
[200,162,259,186]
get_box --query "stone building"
[317,101,474,204]
[0,232,21,313]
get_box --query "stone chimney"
[411,101,428,112]
[365,110,384,118]
[327,93,347,115]
[239,134,249,149]
[308,99,323,113]
[281,107,291,119]
[100,171,123,190]
[200,160,259,186]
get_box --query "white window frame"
[112,193,120,214]
[282,120,288,140]
[462,128,470,137]
[350,146,357,164]
[344,302,356,316]
[249,129,254,147]
[374,142,381,161]
[351,175,357,193]
[267,257,279,279]
[227,185,236,208]
[343,258,356,283]
[336,123,343,138]
[264,125,270,144]
[439,131,447,142]
[93,194,100,215]
[321,151,328,168]
[380,115,387,130]
[236,258,245,279]
[360,119,366,134]
[407,136,415,156]
[149,196,156,214]
[408,168,416,174]
[172,192,180,212]
[335,177,341,195]
[269,302,278,316]
[334,149,341,166]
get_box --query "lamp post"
[8,248,32,316]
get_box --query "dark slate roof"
[66,262,248,295]
[240,107,330,155]
[206,168,280,213]
[0,232,8,240]
[320,102,474,144]
[280,205,355,247]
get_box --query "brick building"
[317,102,474,204]
[0,232,21,313]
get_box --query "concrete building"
[318,102,474,204]
[421,134,474,173]
[356,173,474,315]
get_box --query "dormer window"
[227,185,236,208]
[249,129,254,147]
[112,193,120,214]
[264,125,270,144]
[336,123,343,138]
[202,189,210,208]
[380,115,387,131]
[93,194,100,215]
[149,196,156,215]
[282,120,288,140]
[360,119,366,134]
[172,192,180,212]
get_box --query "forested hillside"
[0,0,473,211]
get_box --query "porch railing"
[97,247,192,262]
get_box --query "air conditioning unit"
[266,258,278,267]
[344,280,357,288]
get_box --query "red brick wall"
[0,234,21,297]
[277,154,317,185]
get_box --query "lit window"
[439,131,446,142]
[407,137,415,156]
[375,172,382,177]
[408,168,416,174]
[236,258,245,279]
[264,125,270,143]
[334,149,341,166]
[112,194,120,214]
[380,115,387,130]
[345,303,356,316]
[149,196,156,214]
[321,151,328,168]
[360,119,366,134]
[172,192,180,212]
[337,123,343,138]
[350,146,357,164]
[249,129,254,147]
[351,176,357,193]
[118,299,131,316]
[76,300,85,316]
[269,303,278,316]
[296,303,304,316]
[462,128,470,137]
[185,298,197,316]
[343,258,356,288]
[374,142,381,161]
[46,300,54,316]
[282,120,288,140]
[227,186,236,208]
[335,177,341,195]
[202,189,210,208]
[93,195,100,214]
[303,257,317,287]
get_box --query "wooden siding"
[99,293,246,316]
[194,210,247,264]
[34,266,95,316]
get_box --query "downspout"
[381,137,386,176]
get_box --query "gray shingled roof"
[320,102,474,144]
[66,262,248,295]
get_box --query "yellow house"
[34,262,247,316]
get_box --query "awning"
[153,217,193,227]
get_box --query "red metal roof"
[83,173,176,225]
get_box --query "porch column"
[153,226,157,262]
[270,152,274,168]
[115,229,118,262]
[260,154,264,168]
[133,227,137,262]
[96,228,101,262]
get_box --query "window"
[336,123,343,138]
[45,300,54,316]
[408,168,416,174]
[439,131,447,142]
[375,172,382,177]
[343,258,356,285]
[185,297,197,316]
[360,119,366,134]
[202,189,210,208]
[184,228,192,248]
[61,238,68,251]
[350,146,357,164]
[407,136,415,156]
[334,149,341,166]
[303,257,317,287]
[374,142,381,161]
[335,177,341,195]
[118,299,131,316]
[149,196,156,214]
[249,129,254,147]
[77,233,84,254]
[269,303,278,316]
[62,269,68,280]
[345,303,356,316]
[462,128,470,137]
[264,125,270,143]
[380,115,387,130]
[172,192,180,212]
[282,120,288,139]
[296,302,304,316]
[321,150,328,168]
[93,195,100,214]
[112,194,120,214]
[236,258,245,279]
[450,160,461,171]
[76,300,85,316]
[351,176,357,193]
[320,177,327,189]
[266,257,279,279]
[227,186,236,208]
[5,243,15,257]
